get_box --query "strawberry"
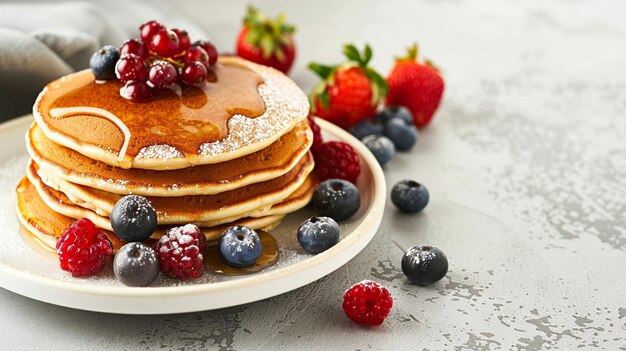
[386,43,444,128]
[236,6,296,74]
[309,44,388,129]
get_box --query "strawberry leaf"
[318,92,330,109]
[343,44,362,64]
[363,44,373,66]
[308,63,335,79]
[260,35,274,59]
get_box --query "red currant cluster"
[113,20,218,102]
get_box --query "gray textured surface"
[2,0,626,349]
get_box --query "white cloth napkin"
[0,1,207,121]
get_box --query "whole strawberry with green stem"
[309,44,388,129]
[386,43,444,128]
[236,6,296,74]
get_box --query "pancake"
[16,177,285,252]
[27,120,312,196]
[33,56,310,170]
[29,152,313,224]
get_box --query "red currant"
[115,54,148,82]
[181,61,208,86]
[148,61,178,89]
[120,39,148,59]
[140,20,164,45]
[150,29,180,58]
[120,80,153,102]
[184,46,209,68]
[193,40,218,65]
[172,28,190,54]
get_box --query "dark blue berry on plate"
[377,105,414,125]
[384,118,418,151]
[361,134,395,166]
[391,180,429,213]
[110,195,157,242]
[113,242,159,287]
[297,216,340,253]
[401,245,448,286]
[312,179,361,221]
[90,45,120,80]
[349,119,384,140]
[218,226,262,268]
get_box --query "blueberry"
[312,179,361,221]
[377,105,414,125]
[218,226,262,268]
[113,242,159,287]
[361,134,395,166]
[297,217,340,253]
[90,45,120,80]
[384,118,418,151]
[349,119,384,140]
[391,180,429,213]
[401,245,448,286]
[110,195,157,242]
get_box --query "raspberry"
[314,141,361,183]
[153,224,207,280]
[343,280,393,326]
[56,218,113,277]
[307,115,323,154]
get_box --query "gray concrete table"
[2,0,625,349]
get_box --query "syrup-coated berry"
[297,217,340,254]
[391,180,429,213]
[401,245,448,286]
[113,242,159,287]
[384,118,418,151]
[150,29,180,58]
[343,280,393,325]
[361,134,395,166]
[312,179,361,221]
[56,218,113,277]
[148,61,178,89]
[89,45,119,80]
[139,20,165,45]
[110,195,157,241]
[218,226,262,268]
[378,105,414,125]
[120,38,148,59]
[172,28,190,54]
[193,40,218,65]
[184,46,209,68]
[181,61,208,86]
[120,80,152,102]
[349,119,384,140]
[115,53,148,82]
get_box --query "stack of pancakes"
[16,57,315,251]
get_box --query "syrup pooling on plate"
[205,230,279,275]
[47,62,266,161]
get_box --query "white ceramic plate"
[0,115,386,314]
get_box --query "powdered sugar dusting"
[136,144,183,159]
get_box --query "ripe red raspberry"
[153,224,207,280]
[307,115,323,154]
[56,218,113,277]
[314,141,361,183]
[343,280,393,325]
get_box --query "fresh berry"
[172,28,191,54]
[386,44,444,128]
[297,217,340,254]
[309,44,387,129]
[113,242,159,287]
[384,118,418,151]
[312,179,361,221]
[236,6,296,74]
[110,195,157,242]
[119,39,148,59]
[89,45,120,80]
[377,105,413,125]
[401,245,448,286]
[120,80,153,102]
[218,226,262,268]
[148,61,178,89]
[314,141,361,183]
[184,46,209,68]
[139,20,165,45]
[153,224,207,280]
[391,180,429,213]
[343,280,393,326]
[307,115,323,154]
[115,53,148,82]
[193,40,218,65]
[56,218,113,277]
[180,61,208,86]
[349,119,384,140]
[361,135,395,166]
[150,29,180,58]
